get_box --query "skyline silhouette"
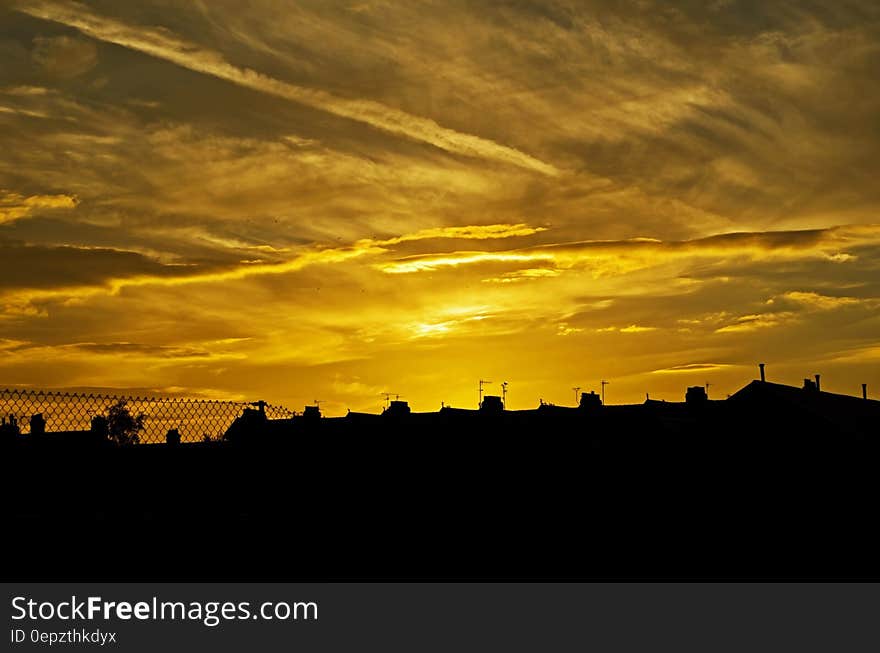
[5,361,879,581]
[3,363,877,447]
[2,361,877,425]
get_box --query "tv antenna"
[479,379,492,407]
[501,381,509,408]
[572,386,581,405]
[380,392,401,409]
[600,380,609,405]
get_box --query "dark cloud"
[32,34,98,77]
[0,240,209,291]
[68,342,211,358]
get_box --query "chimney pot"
[759,363,766,382]
[863,383,868,400]
[815,374,821,391]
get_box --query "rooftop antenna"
[479,379,492,408]
[600,380,609,405]
[572,386,581,405]
[501,381,509,408]
[314,400,323,410]
[380,393,399,409]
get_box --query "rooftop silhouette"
[3,365,878,447]
[2,364,878,582]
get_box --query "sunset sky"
[1,0,879,413]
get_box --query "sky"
[1,0,879,413]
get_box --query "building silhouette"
[2,369,878,582]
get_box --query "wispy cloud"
[651,363,732,374]
[775,291,864,311]
[13,0,558,176]
[0,222,545,308]
[0,190,78,224]
[375,225,880,274]
[362,223,545,247]
[715,312,796,334]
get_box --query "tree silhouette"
[105,400,145,446]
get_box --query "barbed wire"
[0,388,295,443]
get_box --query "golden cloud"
[714,312,796,334]
[778,291,864,311]
[362,223,546,247]
[375,224,880,275]
[14,0,558,175]
[651,363,733,374]
[0,222,545,310]
[0,190,78,224]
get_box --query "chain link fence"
[0,388,295,443]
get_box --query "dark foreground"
[3,383,878,581]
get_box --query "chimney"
[863,383,868,400]
[814,374,821,391]
[758,363,766,382]
[29,413,46,435]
